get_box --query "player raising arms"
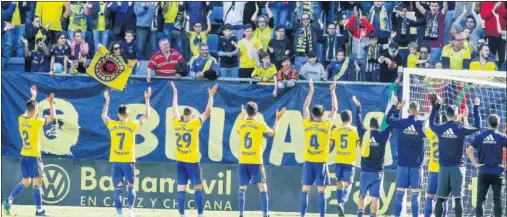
[171,81,218,217]
[236,102,286,217]
[330,109,360,217]
[353,95,393,217]
[300,80,337,217]
[386,95,426,217]
[429,94,481,217]
[2,85,55,216]
[102,87,151,217]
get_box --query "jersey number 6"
[244,132,253,149]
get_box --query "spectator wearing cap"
[121,30,142,70]
[391,4,419,62]
[299,51,327,81]
[415,1,448,64]
[185,10,212,58]
[365,36,383,82]
[134,2,158,59]
[268,25,292,70]
[291,5,323,71]
[452,3,483,50]
[218,24,239,78]
[469,44,497,71]
[22,35,50,72]
[319,22,345,68]
[327,48,360,81]
[189,43,219,78]
[346,8,374,81]
[3,1,29,58]
[49,33,71,75]
[89,2,113,53]
[34,2,68,46]
[65,1,89,42]
[237,24,262,79]
[161,2,184,54]
[252,2,274,53]
[367,2,394,48]
[252,52,277,81]
[407,43,432,69]
[110,1,137,42]
[147,38,186,81]
[69,30,89,74]
[223,2,247,40]
[481,2,506,68]
[378,42,403,83]
[441,33,471,70]
[274,56,298,95]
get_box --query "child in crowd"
[274,56,298,97]
[252,52,277,81]
[121,30,141,70]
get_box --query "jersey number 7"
[116,133,126,150]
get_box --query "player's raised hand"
[171,81,178,93]
[47,93,55,103]
[392,93,399,105]
[208,84,218,96]
[329,81,336,91]
[276,107,287,119]
[30,85,37,97]
[144,87,152,100]
[474,97,480,106]
[309,79,314,91]
[352,95,361,107]
[104,90,110,102]
[397,99,406,110]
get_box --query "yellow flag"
[360,130,371,157]
[87,44,136,91]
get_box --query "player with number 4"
[102,87,151,217]
[171,81,218,217]
[300,80,338,217]
[3,85,56,216]
[236,102,286,217]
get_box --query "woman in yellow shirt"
[237,24,262,78]
[251,2,274,53]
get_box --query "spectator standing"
[185,11,212,58]
[299,51,327,81]
[365,36,383,82]
[327,48,360,81]
[391,5,419,62]
[267,25,292,70]
[407,43,431,69]
[22,36,50,72]
[336,13,351,56]
[147,38,186,81]
[252,2,274,53]
[252,52,277,81]
[161,2,184,53]
[110,1,137,42]
[469,45,497,71]
[65,1,89,41]
[3,1,29,58]
[121,31,142,70]
[189,44,219,78]
[415,1,448,64]
[217,24,239,78]
[441,33,471,70]
[134,2,158,60]
[223,2,247,40]
[320,23,345,68]
[34,2,68,46]
[69,30,89,74]
[481,2,506,68]
[292,6,323,71]
[49,33,71,75]
[24,16,44,51]
[294,2,322,23]
[367,2,393,48]
[452,3,483,50]
[1,2,16,38]
[270,1,290,29]
[185,2,209,27]
[346,8,374,81]
[378,42,403,83]
[237,24,262,79]
[90,2,113,53]
[274,56,298,95]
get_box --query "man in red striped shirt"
[147,38,185,82]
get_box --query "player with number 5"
[236,102,286,217]
[102,87,151,217]
[300,80,337,217]
[171,81,217,217]
[3,85,56,216]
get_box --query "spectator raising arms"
[327,48,360,81]
[186,10,211,58]
[218,24,239,78]
[391,4,419,62]
[481,2,506,68]
[251,2,274,53]
[65,1,89,41]
[378,42,403,83]
[3,1,29,58]
[415,1,448,64]
[299,51,327,81]
[237,24,262,79]
[189,43,219,78]
[292,3,323,71]
[452,3,483,50]
[274,56,298,97]
[49,33,71,75]
[24,16,44,51]
[252,52,277,82]
[147,38,185,81]
[346,7,374,81]
[469,45,497,71]
[367,2,393,48]
[22,36,50,72]
[268,25,292,70]
[441,33,471,70]
[223,2,247,40]
[34,1,68,46]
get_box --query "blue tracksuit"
[471,130,507,175]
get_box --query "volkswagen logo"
[42,164,70,204]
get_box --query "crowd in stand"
[1,1,506,84]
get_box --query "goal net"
[402,69,507,217]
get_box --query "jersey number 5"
[22,130,30,146]
[244,132,253,149]
[310,134,319,149]
[116,133,126,150]
[340,134,348,149]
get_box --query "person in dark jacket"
[23,36,50,72]
[121,30,141,71]
[319,22,345,68]
[217,24,239,77]
[3,1,30,58]
[90,1,113,53]
[110,1,137,42]
[24,15,47,51]
[291,3,323,71]
[391,4,420,62]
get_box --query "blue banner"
[1,72,401,167]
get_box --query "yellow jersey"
[189,31,209,57]
[469,59,498,71]
[426,128,439,172]
[252,64,277,79]
[19,115,46,157]
[406,52,420,68]
[303,119,333,163]
[331,124,360,165]
[237,119,269,164]
[441,44,472,70]
[173,118,202,163]
[239,38,262,68]
[253,27,273,52]
[108,120,140,163]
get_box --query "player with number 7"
[101,87,151,217]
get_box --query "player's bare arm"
[30,85,37,101]
[465,146,483,168]
[200,84,218,122]
[45,93,56,125]
[101,90,111,125]
[303,79,314,118]
[329,81,337,121]
[171,81,180,119]
[137,87,152,125]
[267,107,286,137]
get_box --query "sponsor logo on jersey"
[482,134,497,144]
[441,128,457,138]
[403,125,419,135]
[370,137,379,146]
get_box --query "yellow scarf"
[360,129,372,157]
[202,58,213,72]
[369,5,388,32]
[333,57,350,81]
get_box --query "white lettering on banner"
[165,106,201,161]
[80,196,232,210]
[150,198,157,207]
[229,112,268,161]
[38,98,80,155]
[208,108,225,162]
[126,104,159,158]
[270,111,305,165]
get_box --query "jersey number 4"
[310,134,319,149]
